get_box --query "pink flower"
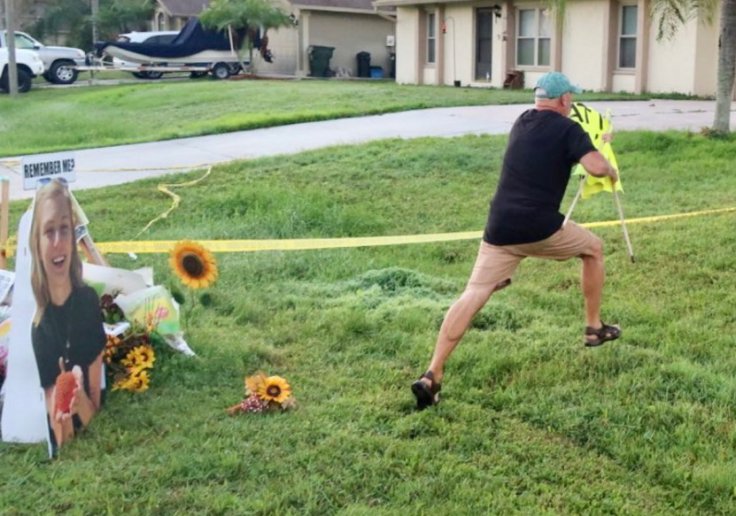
[240,393,268,413]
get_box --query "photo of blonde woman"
[29,179,105,454]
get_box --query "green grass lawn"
[0,78,649,157]
[1,131,734,513]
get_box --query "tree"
[97,0,156,39]
[713,0,735,133]
[28,0,154,50]
[199,0,293,73]
[651,0,735,134]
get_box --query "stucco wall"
[442,5,473,86]
[692,17,719,96]
[560,0,608,91]
[305,11,395,77]
[611,72,635,92]
[646,18,699,94]
[395,7,420,84]
[253,25,298,76]
[390,0,722,96]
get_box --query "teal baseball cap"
[534,72,582,98]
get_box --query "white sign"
[21,152,76,190]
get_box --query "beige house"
[154,0,209,31]
[372,0,731,97]
[292,0,396,77]
[153,0,395,77]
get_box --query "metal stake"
[613,189,635,263]
[563,176,584,227]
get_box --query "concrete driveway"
[1,99,732,201]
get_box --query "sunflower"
[121,345,154,369]
[129,370,151,392]
[114,369,151,393]
[170,240,218,289]
[256,375,292,404]
[131,345,156,369]
[245,372,267,396]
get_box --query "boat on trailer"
[95,18,270,79]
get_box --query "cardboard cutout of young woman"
[0,210,49,446]
[28,179,105,456]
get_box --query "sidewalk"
[1,99,731,201]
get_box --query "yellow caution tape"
[582,206,735,228]
[91,206,735,255]
[96,230,484,254]
[1,206,732,257]
[135,167,212,237]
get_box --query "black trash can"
[389,52,396,79]
[308,45,335,77]
[356,51,371,78]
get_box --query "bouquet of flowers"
[227,372,295,415]
[101,294,158,393]
[104,329,156,392]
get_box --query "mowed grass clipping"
[0,79,646,157]
[1,131,735,513]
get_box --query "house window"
[517,8,551,67]
[619,5,637,68]
[427,12,436,64]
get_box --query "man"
[411,72,621,410]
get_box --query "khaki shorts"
[467,222,600,291]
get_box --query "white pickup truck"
[0,47,45,93]
[0,30,86,85]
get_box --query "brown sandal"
[411,371,441,410]
[584,322,621,347]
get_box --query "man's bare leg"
[419,275,512,388]
[424,286,495,385]
[581,237,604,331]
[412,242,517,408]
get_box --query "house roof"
[157,0,391,16]
[292,0,390,13]
[157,0,210,17]
[373,0,464,6]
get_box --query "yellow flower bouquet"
[227,372,295,415]
[101,294,160,393]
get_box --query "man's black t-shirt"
[484,109,595,245]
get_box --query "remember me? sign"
[22,152,76,190]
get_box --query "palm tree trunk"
[714,0,736,133]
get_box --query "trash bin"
[308,45,335,77]
[356,51,371,78]
[370,66,384,79]
[389,52,396,79]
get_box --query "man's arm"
[579,150,618,182]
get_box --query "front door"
[475,8,493,81]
